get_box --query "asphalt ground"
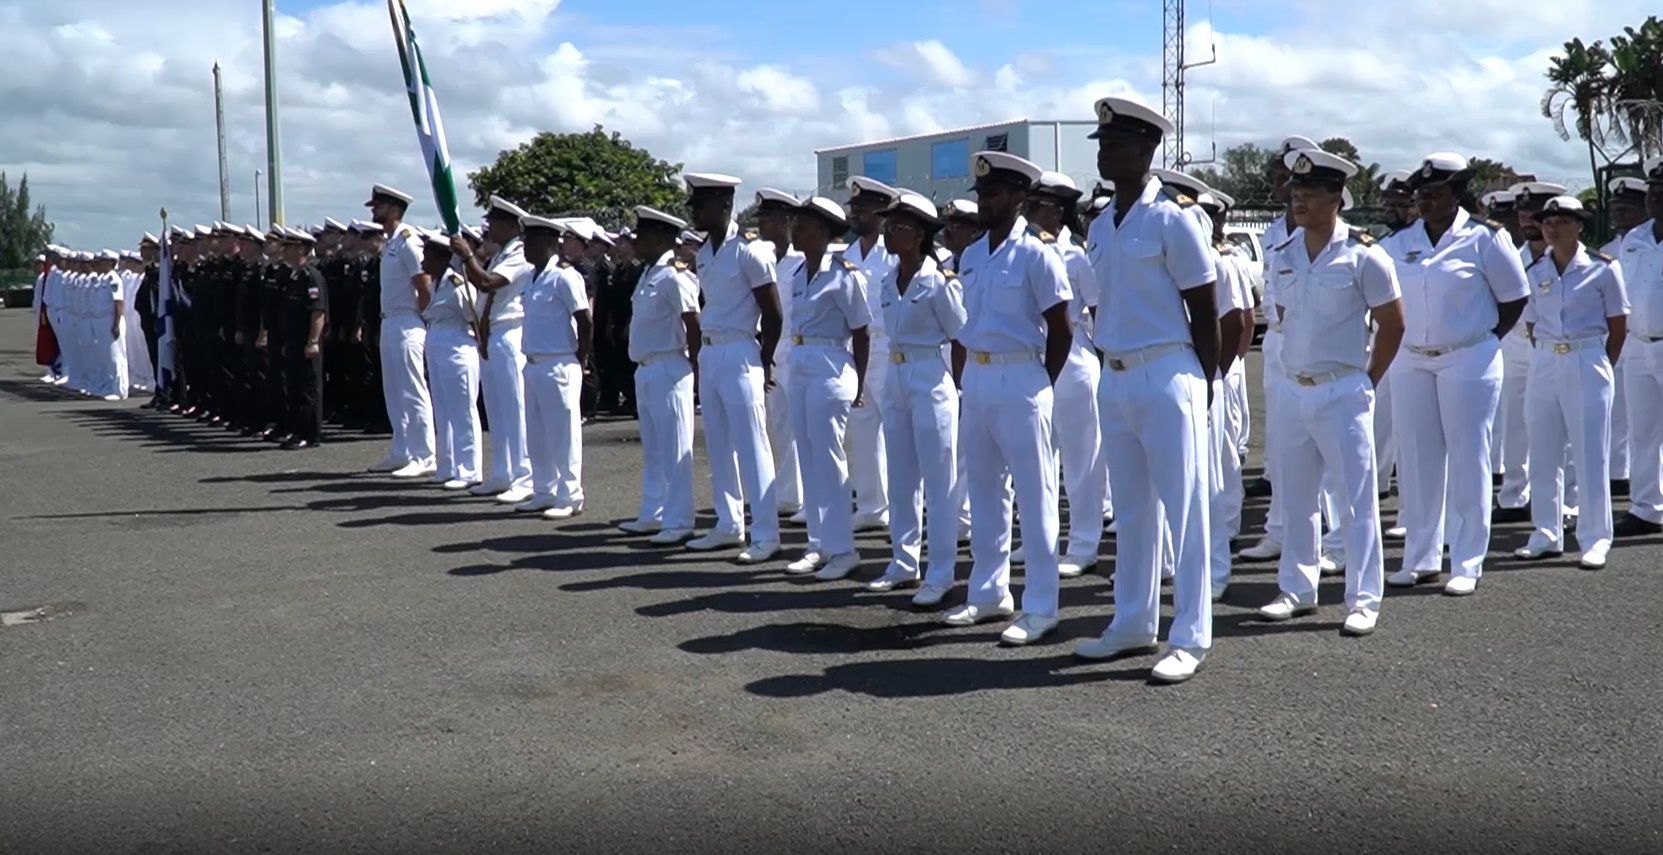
[2,307,1661,855]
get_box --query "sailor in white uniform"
[1615,160,1663,540]
[842,177,902,532]
[753,189,806,522]
[1602,176,1651,500]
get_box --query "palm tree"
[1607,16,1663,161]
[1541,37,1615,182]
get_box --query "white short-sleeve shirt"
[484,238,536,324]
[956,215,1071,354]
[879,255,966,350]
[629,251,700,362]
[1276,225,1401,375]
[1619,221,1663,337]
[1087,176,1216,355]
[843,236,896,344]
[422,269,480,331]
[1379,208,1529,349]
[695,221,778,336]
[789,253,871,340]
[378,223,426,317]
[1259,214,1296,326]
[1050,226,1097,344]
[1523,249,1629,342]
[767,244,805,360]
[521,261,588,356]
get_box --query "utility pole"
[255,169,263,230]
[260,0,285,226]
[213,63,231,221]
[1161,0,1216,169]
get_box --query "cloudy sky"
[4,0,1655,248]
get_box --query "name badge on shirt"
[1537,278,1552,295]
[1404,251,1422,263]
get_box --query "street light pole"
[260,0,285,226]
[255,169,263,230]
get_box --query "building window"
[985,133,1008,152]
[931,139,970,179]
[831,155,848,188]
[863,149,898,186]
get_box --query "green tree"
[1542,18,1663,179]
[0,172,55,268]
[1467,157,1531,195]
[1318,137,1382,209]
[467,125,686,230]
[1607,17,1663,161]
[1189,143,1276,207]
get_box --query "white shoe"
[1386,568,1442,587]
[999,613,1060,646]
[1150,648,1205,683]
[786,552,824,575]
[778,504,802,517]
[542,504,584,520]
[866,565,920,592]
[911,583,951,607]
[494,487,534,504]
[1257,592,1317,621]
[686,531,743,552]
[618,519,661,535]
[1341,608,1378,636]
[1319,552,1343,576]
[1443,576,1478,597]
[368,456,406,473]
[1579,539,1611,570]
[1513,535,1564,560]
[1058,555,1097,578]
[515,495,561,513]
[468,482,508,496]
[1238,538,1282,560]
[428,473,451,486]
[441,479,473,491]
[1074,633,1159,661]
[736,541,781,564]
[101,394,122,402]
[1105,518,1118,534]
[787,509,808,526]
[1384,525,1408,539]
[649,528,696,545]
[851,511,888,532]
[391,461,437,479]
[1009,545,1027,566]
[941,596,1015,627]
[813,552,860,580]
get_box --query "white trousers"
[1262,333,1340,549]
[881,352,960,585]
[103,320,129,399]
[481,325,531,491]
[1496,330,1533,508]
[1209,379,1239,591]
[1274,372,1384,612]
[379,314,435,465]
[1391,335,1502,579]
[1226,358,1250,464]
[524,355,583,507]
[1054,342,1106,559]
[1625,337,1663,524]
[765,367,802,509]
[635,358,697,531]
[1220,360,1248,540]
[124,306,154,390]
[1611,353,1630,480]
[962,361,1060,617]
[698,340,779,544]
[1098,348,1212,650]
[1373,368,1396,488]
[789,347,855,556]
[1527,344,1613,548]
[846,356,889,518]
[425,325,483,483]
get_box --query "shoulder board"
[672,259,689,272]
[1038,230,1056,244]
[1213,240,1233,252]
[839,257,859,272]
[1592,249,1615,263]
[743,229,759,242]
[1348,228,1377,246]
[941,269,958,280]
[1158,185,1196,207]
[1477,218,1504,232]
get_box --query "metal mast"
[261,0,285,226]
[213,63,231,221]
[1162,0,1215,169]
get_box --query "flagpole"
[261,0,285,226]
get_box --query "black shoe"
[282,438,317,451]
[1492,505,1531,523]
[1614,513,1663,538]
[240,426,260,437]
[1245,478,1273,498]
[1492,473,1503,487]
[1611,478,1631,498]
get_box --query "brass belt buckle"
[701,335,715,346]
[1107,358,1127,371]
[1296,374,1317,387]
[1554,343,1570,355]
[890,352,905,364]
[791,335,804,345]
[974,352,991,365]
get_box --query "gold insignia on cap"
[974,156,992,178]
[1096,101,1114,123]
[1293,154,1313,175]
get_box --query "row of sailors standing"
[34,247,139,401]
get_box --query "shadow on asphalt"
[746,654,1155,697]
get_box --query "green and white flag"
[387,0,462,233]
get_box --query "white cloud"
[876,39,976,89]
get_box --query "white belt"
[1406,330,1491,358]
[1103,342,1191,372]
[700,331,755,347]
[1286,366,1364,387]
[636,350,687,366]
[791,334,847,347]
[890,346,945,364]
[967,349,1040,366]
[1535,336,1603,355]
[1267,322,1282,334]
[525,352,576,364]
[1633,331,1663,344]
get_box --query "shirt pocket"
[1313,270,1357,314]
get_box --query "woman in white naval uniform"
[619,207,703,544]
[419,230,485,490]
[1615,161,1663,540]
[1022,172,1108,578]
[1381,153,1530,596]
[1513,196,1628,569]
[1253,149,1404,637]
[781,197,871,582]
[518,216,593,519]
[753,190,806,522]
[460,196,537,504]
[863,193,967,603]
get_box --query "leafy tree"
[1542,17,1663,179]
[467,125,686,230]
[0,172,55,268]
[1189,143,1276,207]
[1319,137,1382,209]
[1468,157,1532,195]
